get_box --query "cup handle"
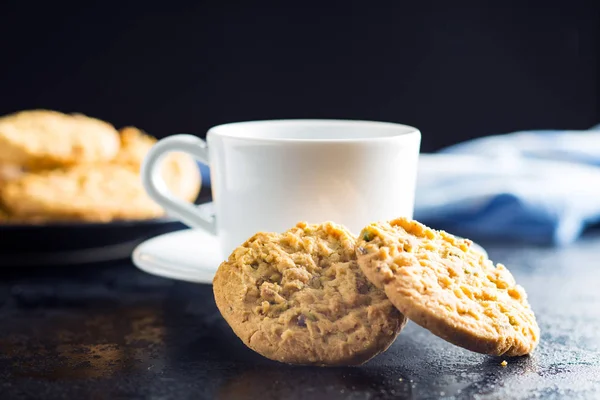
[141,134,217,235]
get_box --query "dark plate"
[0,163,212,267]
[0,190,212,267]
[0,218,188,267]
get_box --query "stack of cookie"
[213,218,540,366]
[0,110,200,223]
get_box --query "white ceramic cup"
[141,119,421,258]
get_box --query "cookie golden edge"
[356,218,540,357]
[212,221,407,366]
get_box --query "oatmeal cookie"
[356,217,540,357]
[0,110,120,168]
[0,163,197,222]
[213,221,407,366]
[0,125,200,223]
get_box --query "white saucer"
[132,207,489,285]
[133,228,221,284]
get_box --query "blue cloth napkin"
[414,124,600,245]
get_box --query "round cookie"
[0,126,201,223]
[356,218,540,357]
[213,221,407,366]
[0,163,198,223]
[0,110,120,168]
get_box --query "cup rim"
[206,119,420,143]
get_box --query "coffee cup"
[141,119,421,258]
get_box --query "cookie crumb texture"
[357,217,540,357]
[213,222,407,366]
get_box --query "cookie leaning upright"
[356,218,540,357]
[213,221,407,366]
[0,110,120,168]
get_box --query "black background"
[1,1,599,152]
[1,5,600,398]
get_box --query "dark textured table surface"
[1,232,599,400]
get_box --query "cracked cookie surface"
[356,217,539,357]
[212,221,407,366]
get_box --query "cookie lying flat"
[356,218,540,357]
[213,222,407,366]
[0,163,198,222]
[0,110,120,168]
[0,125,200,223]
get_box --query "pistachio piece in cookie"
[212,221,407,366]
[356,217,540,357]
